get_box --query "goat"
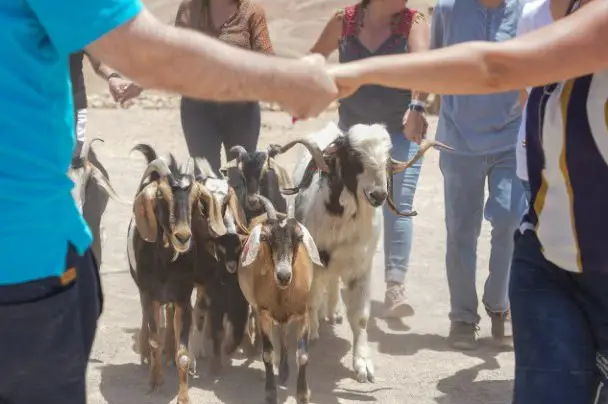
[270,122,451,383]
[221,145,294,224]
[69,137,127,265]
[238,194,323,404]
[186,157,252,376]
[126,144,226,404]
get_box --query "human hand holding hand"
[108,76,143,108]
[403,109,428,144]
[326,63,363,100]
[278,54,338,121]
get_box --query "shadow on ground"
[367,300,514,404]
[99,322,384,404]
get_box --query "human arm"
[85,51,143,105]
[250,4,275,55]
[308,11,343,58]
[328,0,608,97]
[27,0,336,119]
[403,11,431,144]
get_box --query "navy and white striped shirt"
[522,69,608,274]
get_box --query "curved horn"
[136,158,172,193]
[229,145,248,162]
[80,138,104,161]
[255,194,277,221]
[390,140,453,173]
[268,139,329,173]
[130,144,159,164]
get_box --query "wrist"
[107,72,121,81]
[408,100,426,114]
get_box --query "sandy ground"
[83,106,515,404]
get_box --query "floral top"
[175,0,274,54]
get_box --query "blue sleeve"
[430,3,444,50]
[26,0,144,55]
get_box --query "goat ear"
[297,223,323,267]
[228,188,249,235]
[241,224,263,267]
[197,184,227,237]
[133,183,158,242]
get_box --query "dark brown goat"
[127,145,226,404]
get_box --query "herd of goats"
[69,121,450,404]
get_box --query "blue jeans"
[383,135,422,284]
[510,230,608,404]
[439,149,524,324]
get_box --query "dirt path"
[84,107,514,404]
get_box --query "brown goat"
[238,195,323,404]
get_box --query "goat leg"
[295,315,311,404]
[277,324,289,386]
[148,300,164,393]
[174,302,192,404]
[259,310,278,404]
[139,293,152,365]
[209,307,225,377]
[326,276,343,325]
[165,304,176,366]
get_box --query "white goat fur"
[292,121,392,383]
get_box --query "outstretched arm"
[330,0,608,96]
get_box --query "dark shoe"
[487,309,513,347]
[383,282,415,318]
[448,321,479,351]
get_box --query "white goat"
[271,121,449,383]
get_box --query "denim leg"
[440,152,487,324]
[483,149,524,314]
[383,136,422,284]
[510,231,601,404]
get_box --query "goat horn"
[80,138,104,161]
[390,140,453,173]
[255,194,277,221]
[184,157,195,177]
[268,140,329,173]
[229,145,248,162]
[136,158,172,192]
[130,143,159,164]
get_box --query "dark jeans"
[510,231,608,404]
[0,245,102,404]
[180,98,261,173]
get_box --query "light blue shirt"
[430,0,524,155]
[0,0,143,285]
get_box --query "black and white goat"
[69,137,127,266]
[126,144,226,404]
[271,122,451,383]
[238,195,323,404]
[221,145,294,223]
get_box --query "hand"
[277,54,338,120]
[108,77,143,107]
[326,63,363,100]
[403,109,428,144]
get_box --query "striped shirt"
[522,69,608,274]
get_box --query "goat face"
[241,196,323,289]
[226,146,269,212]
[330,125,391,209]
[133,155,226,254]
[215,233,243,274]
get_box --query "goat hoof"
[265,390,278,404]
[296,389,311,404]
[354,357,375,383]
[177,394,190,404]
[329,313,343,325]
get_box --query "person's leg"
[382,135,422,317]
[573,271,608,404]
[180,97,222,171]
[0,244,101,404]
[483,149,524,341]
[439,151,487,350]
[222,101,262,155]
[510,231,599,404]
[72,108,87,162]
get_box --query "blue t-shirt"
[0,0,143,285]
[430,0,524,155]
